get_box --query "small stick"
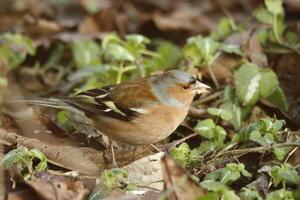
[193,91,224,106]
[163,133,198,151]
[284,147,298,164]
[207,65,219,88]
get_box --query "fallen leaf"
[27,172,89,200]
[161,156,205,200]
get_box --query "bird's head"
[164,70,210,95]
[149,70,210,107]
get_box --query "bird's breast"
[94,104,189,145]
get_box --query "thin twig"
[195,143,300,176]
[284,147,298,164]
[207,65,219,88]
[280,43,300,56]
[211,142,300,161]
[162,133,199,151]
[188,107,206,118]
[135,184,163,192]
[193,91,224,106]
[47,169,98,180]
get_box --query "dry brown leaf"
[0,128,105,175]
[275,53,300,125]
[242,30,268,67]
[207,54,240,84]
[27,172,89,200]
[78,16,101,34]
[161,156,205,200]
[7,189,41,200]
[153,6,215,33]
[124,152,165,191]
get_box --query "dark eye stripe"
[190,78,197,84]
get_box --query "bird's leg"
[109,140,118,168]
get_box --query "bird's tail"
[6,97,84,116]
[5,97,101,137]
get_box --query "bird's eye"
[182,84,189,89]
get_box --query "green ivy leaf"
[101,168,129,188]
[0,147,47,179]
[265,0,284,15]
[254,0,285,43]
[220,169,241,184]
[194,119,216,139]
[105,43,134,62]
[0,149,25,169]
[194,119,227,145]
[210,17,237,40]
[249,130,262,143]
[254,6,273,24]
[197,192,219,200]
[238,118,285,147]
[90,168,129,199]
[125,34,150,45]
[70,40,101,68]
[170,142,193,166]
[220,44,244,56]
[183,36,220,67]
[191,141,216,157]
[222,189,241,200]
[270,164,298,187]
[207,107,233,121]
[260,69,279,97]
[204,163,250,185]
[214,126,227,145]
[273,147,286,160]
[200,180,240,200]
[125,34,150,58]
[1,33,36,55]
[250,130,275,145]
[0,33,36,68]
[200,180,226,191]
[266,189,294,200]
[235,63,261,106]
[234,63,282,106]
[220,86,244,129]
[102,33,121,49]
[266,87,288,111]
[240,187,263,200]
[28,149,47,172]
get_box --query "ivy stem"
[116,62,124,84]
[273,14,282,44]
[116,64,136,84]
[192,90,224,106]
[136,59,145,78]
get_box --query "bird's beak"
[193,81,210,94]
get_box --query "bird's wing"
[73,79,158,121]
